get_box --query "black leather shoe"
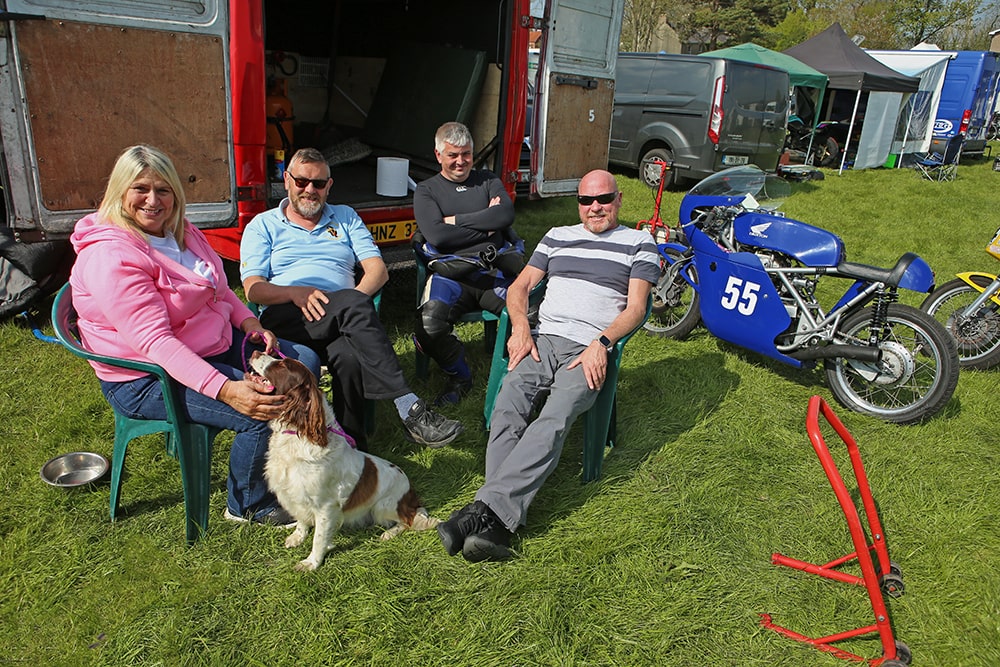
[437,500,495,556]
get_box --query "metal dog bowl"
[39,452,109,488]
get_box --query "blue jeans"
[99,329,321,518]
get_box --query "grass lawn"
[2,150,999,666]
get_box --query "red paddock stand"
[760,395,911,666]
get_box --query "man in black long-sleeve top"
[413,122,524,405]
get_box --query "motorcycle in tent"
[920,227,1000,370]
[784,115,840,168]
[645,165,959,424]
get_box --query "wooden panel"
[16,20,230,212]
[470,65,502,158]
[542,74,615,181]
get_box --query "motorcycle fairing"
[690,230,800,366]
[957,271,1000,306]
[896,254,936,293]
[733,212,844,267]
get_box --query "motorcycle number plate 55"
[721,276,762,315]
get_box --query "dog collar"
[281,424,357,449]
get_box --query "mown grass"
[2,151,999,666]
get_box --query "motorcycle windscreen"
[2,3,235,236]
[691,233,798,366]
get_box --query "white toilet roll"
[376,157,409,197]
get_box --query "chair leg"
[109,412,170,521]
[484,319,498,353]
[582,386,617,483]
[109,425,130,522]
[415,348,430,380]
[175,424,219,544]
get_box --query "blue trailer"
[931,50,1000,156]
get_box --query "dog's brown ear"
[277,359,327,446]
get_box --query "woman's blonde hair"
[98,145,187,247]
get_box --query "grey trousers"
[476,334,600,532]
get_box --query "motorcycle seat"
[833,252,920,287]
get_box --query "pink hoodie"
[70,213,255,398]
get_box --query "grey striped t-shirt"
[528,223,660,346]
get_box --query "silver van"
[609,53,789,188]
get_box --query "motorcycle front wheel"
[824,304,959,424]
[644,248,700,339]
[920,276,1000,370]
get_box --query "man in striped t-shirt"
[437,169,660,562]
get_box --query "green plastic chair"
[51,283,221,544]
[482,286,652,482]
[412,246,498,380]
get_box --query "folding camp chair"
[914,132,963,181]
[482,285,652,482]
[51,283,221,544]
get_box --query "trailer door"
[532,0,624,197]
[0,1,234,239]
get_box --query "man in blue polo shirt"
[240,148,463,449]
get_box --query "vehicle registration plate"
[366,219,416,245]
[722,155,750,166]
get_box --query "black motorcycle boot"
[462,510,513,563]
[437,500,495,556]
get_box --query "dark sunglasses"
[576,191,618,206]
[287,173,330,189]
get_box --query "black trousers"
[260,288,410,448]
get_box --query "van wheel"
[639,148,677,189]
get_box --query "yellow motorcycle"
[921,227,1000,369]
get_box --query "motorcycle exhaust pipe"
[788,345,882,363]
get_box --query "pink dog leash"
[241,332,288,375]
[281,424,358,449]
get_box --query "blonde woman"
[69,145,320,526]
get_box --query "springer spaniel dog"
[249,351,440,571]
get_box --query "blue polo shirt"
[240,199,381,293]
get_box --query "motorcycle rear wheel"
[920,276,1000,370]
[812,137,840,168]
[824,304,959,424]
[643,248,700,339]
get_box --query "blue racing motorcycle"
[645,165,959,424]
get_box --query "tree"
[670,0,790,51]
[774,0,989,49]
[892,0,981,47]
[621,0,672,52]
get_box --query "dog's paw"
[294,558,320,572]
[410,511,442,531]
[379,524,406,541]
[285,531,306,548]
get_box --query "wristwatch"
[597,334,614,352]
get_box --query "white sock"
[394,393,419,419]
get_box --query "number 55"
[720,276,760,316]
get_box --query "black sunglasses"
[576,191,618,206]
[287,173,330,189]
